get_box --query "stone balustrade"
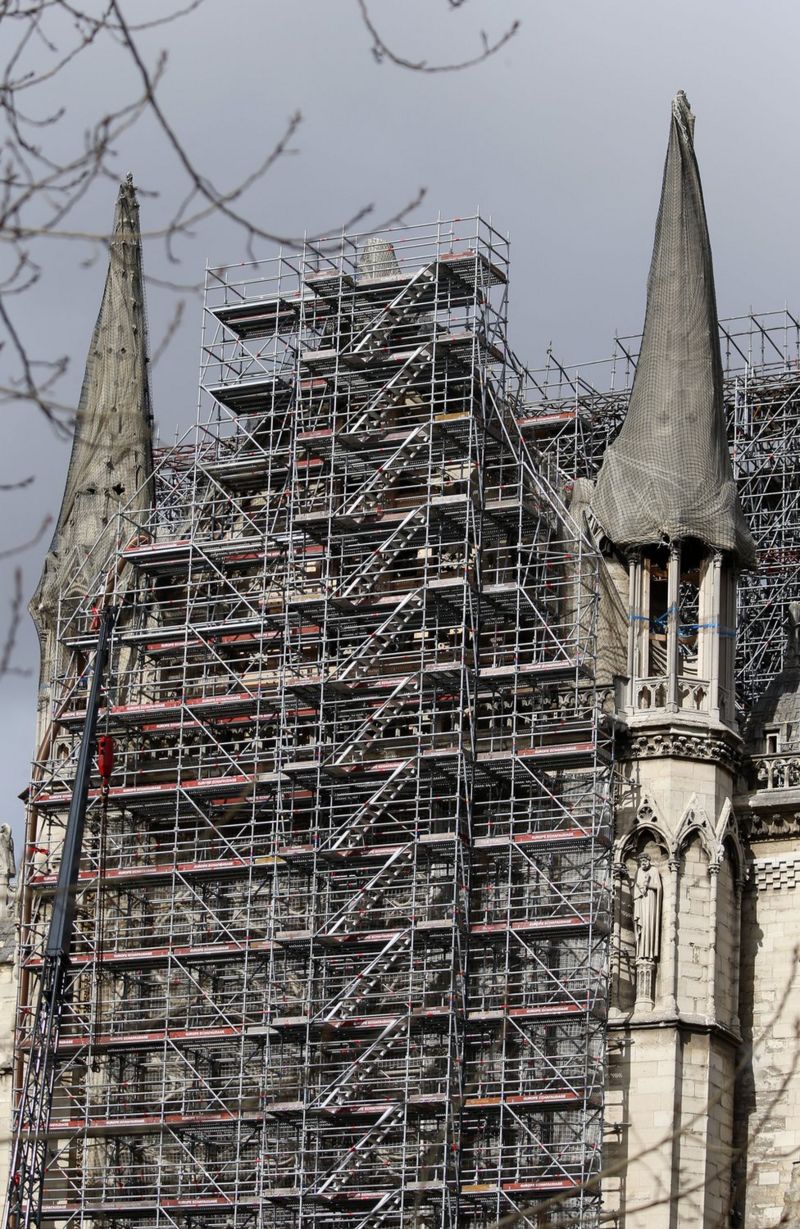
[754,755,800,790]
[633,677,711,714]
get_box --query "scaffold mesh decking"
[518,310,800,711]
[17,219,613,1228]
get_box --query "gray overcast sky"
[2,0,799,837]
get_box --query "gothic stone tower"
[588,93,757,1227]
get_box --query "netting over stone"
[358,236,401,280]
[590,92,756,567]
[30,175,154,641]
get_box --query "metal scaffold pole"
[14,218,612,1229]
[521,308,800,714]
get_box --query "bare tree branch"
[149,298,184,369]
[0,0,445,424]
[355,0,520,72]
[0,475,34,491]
[0,292,70,432]
[0,513,52,560]
[0,566,28,678]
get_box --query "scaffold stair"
[339,424,431,520]
[315,1103,406,1195]
[345,344,432,436]
[343,264,437,363]
[322,931,412,1023]
[331,674,418,767]
[353,1191,403,1228]
[336,590,424,683]
[324,759,415,853]
[337,508,426,600]
[322,844,414,937]
[315,1016,406,1109]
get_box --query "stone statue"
[633,853,662,961]
[0,823,15,918]
[787,601,800,668]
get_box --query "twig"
[0,513,52,560]
[0,566,27,678]
[356,0,520,72]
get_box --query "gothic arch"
[675,827,713,1016]
[614,794,671,867]
[714,798,745,883]
[613,806,670,1015]
[619,824,669,867]
[674,795,716,862]
[715,831,742,1029]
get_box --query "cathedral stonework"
[587,91,783,1227]
[733,602,800,1227]
[8,92,800,1229]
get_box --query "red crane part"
[96,735,115,785]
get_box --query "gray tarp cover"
[590,93,756,568]
[30,176,154,637]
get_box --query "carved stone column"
[666,545,681,711]
[708,551,723,719]
[662,855,679,1016]
[707,861,720,1020]
[634,957,656,1012]
[612,860,627,1007]
[627,550,643,710]
[731,878,743,1034]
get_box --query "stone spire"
[30,175,154,671]
[591,92,756,567]
[358,236,401,281]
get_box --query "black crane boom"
[3,606,115,1229]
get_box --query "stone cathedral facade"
[585,94,800,1228]
[6,93,800,1228]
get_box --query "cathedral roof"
[590,93,756,567]
[31,176,154,640]
[747,603,800,753]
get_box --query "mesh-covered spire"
[590,92,756,567]
[358,236,401,281]
[31,175,154,644]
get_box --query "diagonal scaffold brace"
[2,605,116,1229]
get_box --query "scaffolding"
[518,309,800,710]
[17,218,612,1228]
